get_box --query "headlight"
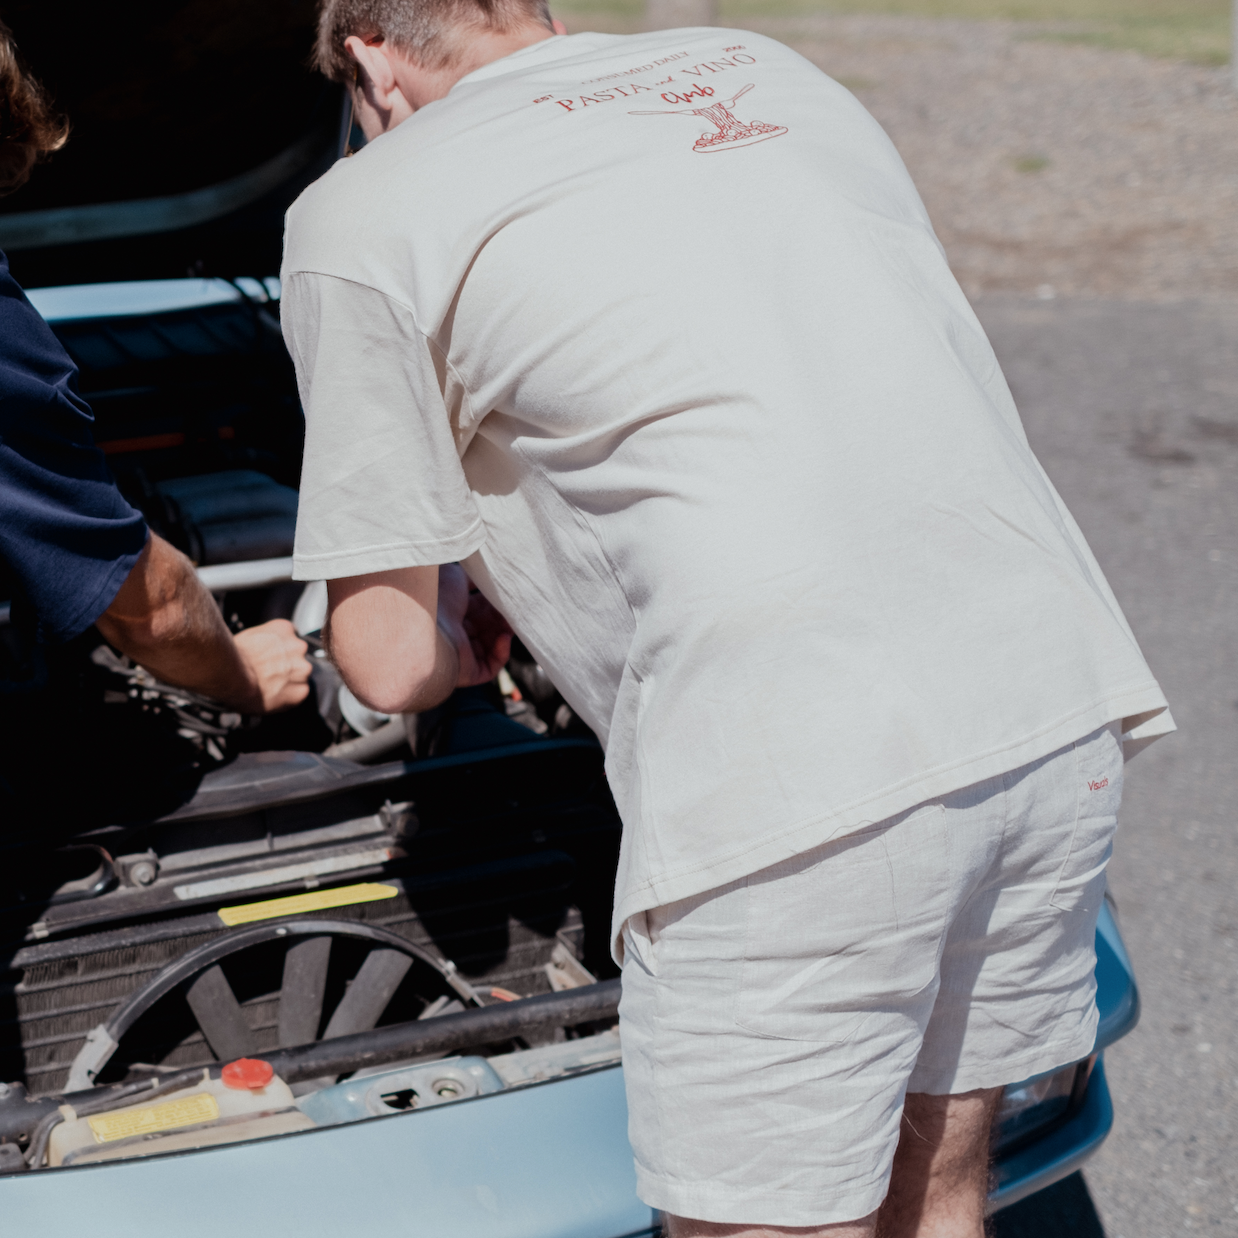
[993,1056,1092,1153]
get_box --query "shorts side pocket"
[622,911,659,979]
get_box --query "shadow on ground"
[992,1173,1106,1237]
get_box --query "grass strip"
[553,0,1233,65]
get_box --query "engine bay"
[0,736,625,1171]
[0,284,624,1172]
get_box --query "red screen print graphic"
[631,83,787,153]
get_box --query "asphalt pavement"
[973,294,1238,1237]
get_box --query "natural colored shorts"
[619,722,1123,1227]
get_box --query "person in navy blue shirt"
[0,20,311,801]
[0,248,149,647]
[0,249,310,713]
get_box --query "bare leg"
[666,1213,877,1238]
[876,1088,1002,1238]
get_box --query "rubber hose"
[262,978,621,1085]
[323,717,408,763]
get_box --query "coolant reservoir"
[48,1059,314,1167]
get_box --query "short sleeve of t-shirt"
[0,252,148,643]
[282,271,484,580]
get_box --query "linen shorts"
[619,722,1123,1227]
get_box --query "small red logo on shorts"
[1088,778,1109,791]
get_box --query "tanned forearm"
[96,533,261,710]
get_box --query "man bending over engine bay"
[284,2,1173,1233]
[0,19,311,818]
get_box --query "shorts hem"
[635,1168,890,1228]
[909,1030,1097,1096]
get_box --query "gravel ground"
[732,13,1238,302]
[976,295,1238,1237]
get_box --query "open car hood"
[0,0,344,288]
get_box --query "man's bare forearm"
[324,566,458,715]
[324,564,512,716]
[96,533,261,710]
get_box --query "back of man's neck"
[431,23,557,98]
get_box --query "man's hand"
[435,563,512,687]
[97,533,311,713]
[325,562,513,716]
[232,620,314,713]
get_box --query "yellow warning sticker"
[218,882,399,927]
[88,1093,219,1144]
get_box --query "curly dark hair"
[0,16,68,196]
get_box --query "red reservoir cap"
[222,1058,275,1090]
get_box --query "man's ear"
[344,35,399,99]
[343,35,417,136]
[552,18,567,34]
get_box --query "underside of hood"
[0,0,343,287]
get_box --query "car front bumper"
[0,905,1137,1236]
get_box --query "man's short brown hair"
[0,17,68,196]
[314,0,554,82]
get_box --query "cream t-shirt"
[281,29,1172,955]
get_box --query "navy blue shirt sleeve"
[0,250,148,642]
